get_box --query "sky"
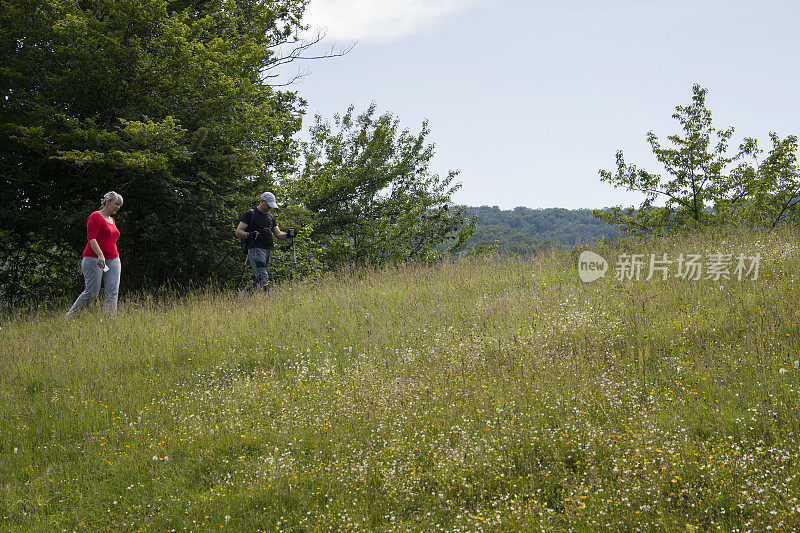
[280,0,799,209]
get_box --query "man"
[235,192,296,292]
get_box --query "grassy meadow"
[1,226,800,531]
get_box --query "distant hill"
[455,206,624,254]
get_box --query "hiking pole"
[291,235,296,266]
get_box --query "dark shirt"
[240,208,275,250]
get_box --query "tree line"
[453,207,623,254]
[0,0,472,308]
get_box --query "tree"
[285,104,475,270]
[0,0,310,304]
[595,84,800,235]
[596,84,740,234]
[727,133,800,228]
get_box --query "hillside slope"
[1,226,799,531]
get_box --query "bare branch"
[263,68,312,87]
[261,29,355,87]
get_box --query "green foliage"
[596,84,800,235]
[0,232,81,307]
[0,0,307,304]
[453,223,522,254]
[455,206,622,254]
[718,133,800,228]
[285,104,474,270]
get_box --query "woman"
[67,191,124,318]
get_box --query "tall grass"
[1,225,799,531]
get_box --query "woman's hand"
[88,238,105,269]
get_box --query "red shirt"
[82,211,120,259]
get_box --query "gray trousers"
[67,256,121,317]
[243,247,271,292]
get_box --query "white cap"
[260,191,278,208]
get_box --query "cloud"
[302,0,483,43]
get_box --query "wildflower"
[795,361,799,369]
[153,455,158,461]
[779,368,787,375]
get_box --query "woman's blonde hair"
[100,191,123,209]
